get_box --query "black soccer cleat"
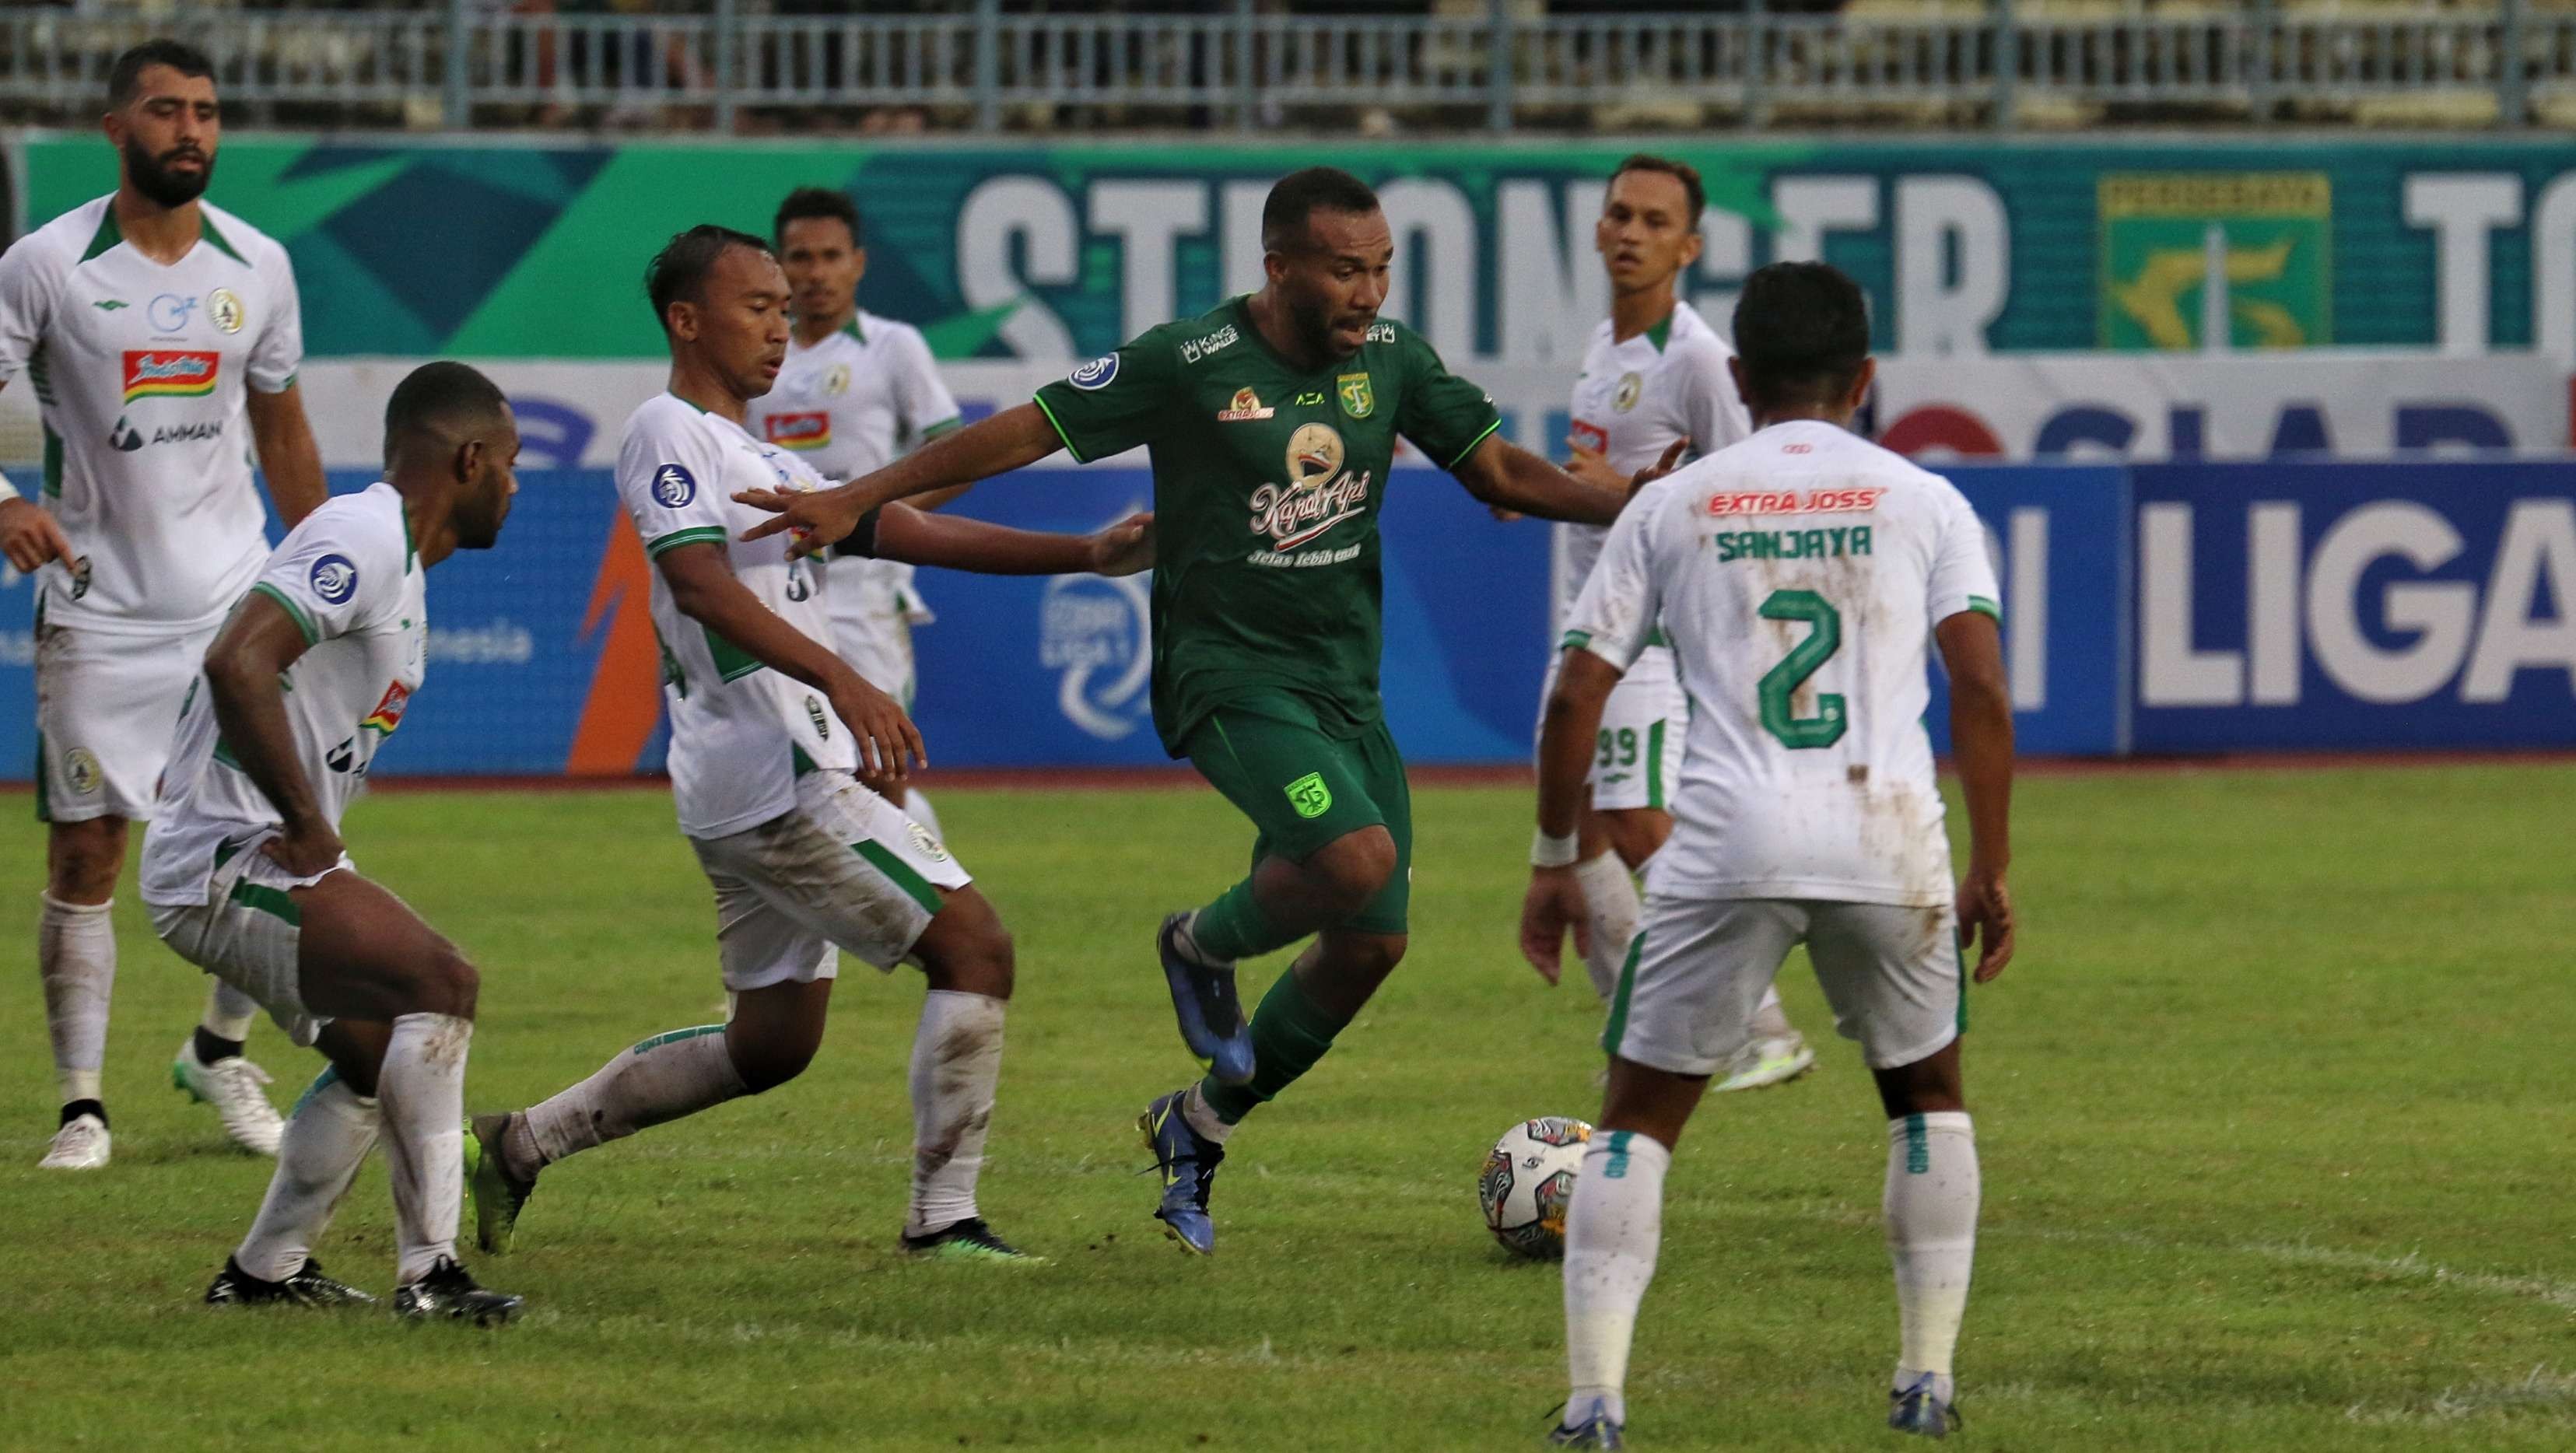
[391,1256,523,1326]
[204,1255,377,1309]
[899,1216,1046,1264]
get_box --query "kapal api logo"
[652,462,697,507]
[309,553,359,605]
[1249,424,1372,551]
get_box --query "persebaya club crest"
[1336,373,1374,418]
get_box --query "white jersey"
[1565,418,2001,908]
[142,482,426,908]
[0,195,303,636]
[1551,300,1751,637]
[619,393,858,840]
[747,312,961,649]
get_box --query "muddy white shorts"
[1606,895,1963,1075]
[1537,642,1686,813]
[145,830,353,1049]
[686,769,971,992]
[36,613,218,823]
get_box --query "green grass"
[5,765,2574,1450]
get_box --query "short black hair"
[110,39,214,110]
[774,187,862,249]
[1730,261,1871,411]
[384,361,509,457]
[1261,167,1380,254]
[1609,153,1705,233]
[644,224,774,335]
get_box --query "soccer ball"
[1479,1116,1593,1259]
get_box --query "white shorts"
[1607,895,1962,1075]
[1538,643,1685,813]
[145,831,353,1049]
[36,614,216,823]
[686,769,972,993]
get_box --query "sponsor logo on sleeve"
[121,350,219,403]
[650,462,697,507]
[208,288,245,334]
[763,412,832,451]
[1216,387,1274,422]
[1068,353,1121,390]
[310,554,359,604]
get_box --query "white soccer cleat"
[173,1038,285,1156]
[39,1112,110,1170]
[1712,1034,1817,1094]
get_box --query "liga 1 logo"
[121,350,219,404]
[310,553,359,604]
[763,412,832,451]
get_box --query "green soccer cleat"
[899,1217,1046,1264]
[464,1112,537,1254]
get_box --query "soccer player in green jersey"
[738,167,1665,1255]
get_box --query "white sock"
[520,1024,746,1171]
[200,981,260,1043]
[902,787,945,843]
[378,1012,472,1284]
[1179,1081,1234,1144]
[905,990,1006,1237]
[1751,984,1796,1042]
[235,1070,380,1281]
[1569,853,1639,1001]
[1563,1129,1673,1427]
[38,894,115,1105]
[1886,1112,1979,1389]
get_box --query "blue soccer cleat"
[1546,1397,1624,1448]
[1138,1087,1225,1256]
[1158,912,1253,1085]
[1888,1374,1962,1439]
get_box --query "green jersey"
[1034,297,1502,755]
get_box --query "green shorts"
[1183,690,1413,936]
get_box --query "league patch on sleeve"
[651,462,698,507]
[1068,354,1120,390]
[310,554,359,604]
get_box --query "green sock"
[1186,877,1296,963]
[1199,968,1352,1125]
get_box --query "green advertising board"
[13,135,2574,362]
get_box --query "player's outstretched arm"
[0,480,75,573]
[736,404,1064,557]
[1453,434,1684,526]
[204,593,336,874]
[246,383,329,527]
[655,540,924,778]
[1936,610,2016,983]
[874,504,1153,578]
[1520,648,1625,985]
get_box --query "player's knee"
[734,1037,818,1094]
[411,947,479,1020]
[1307,828,1397,916]
[45,821,124,902]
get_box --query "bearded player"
[749,186,963,838]
[735,168,1667,1256]
[466,226,1151,1264]
[1535,155,1813,1094]
[0,39,328,1169]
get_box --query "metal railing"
[1,2,2570,133]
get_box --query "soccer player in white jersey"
[1522,263,2017,1445]
[749,187,965,837]
[142,361,524,1321]
[0,40,329,1169]
[1537,154,1813,1094]
[466,226,1151,1263]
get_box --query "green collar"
[668,390,709,415]
[81,201,247,266]
[401,493,416,570]
[1642,309,1674,354]
[839,315,865,345]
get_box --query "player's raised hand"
[1518,867,1593,986]
[1627,439,1690,493]
[1957,867,2016,982]
[825,668,927,781]
[735,484,869,559]
[261,818,346,879]
[1085,511,1155,576]
[0,496,75,575]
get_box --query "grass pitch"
[5,764,2574,1451]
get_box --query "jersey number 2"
[1757,589,1846,749]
